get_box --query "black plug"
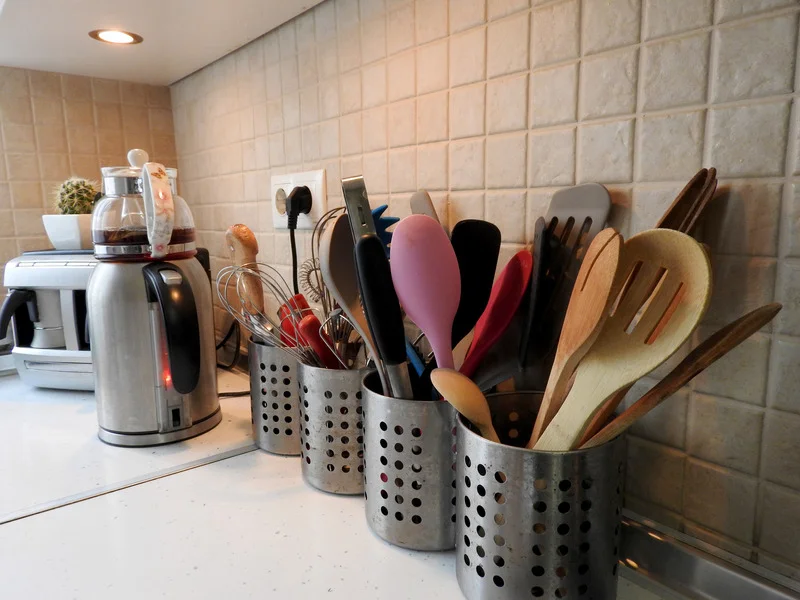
[286,185,312,230]
[285,185,312,295]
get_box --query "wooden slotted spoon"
[431,368,500,443]
[534,229,712,452]
[527,228,622,447]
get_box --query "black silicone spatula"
[450,219,501,347]
[518,217,547,368]
[355,234,414,399]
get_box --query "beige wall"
[170,0,800,579]
[0,66,176,281]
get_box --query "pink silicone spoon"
[390,214,461,370]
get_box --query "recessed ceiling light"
[89,29,143,45]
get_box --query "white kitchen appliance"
[0,251,97,390]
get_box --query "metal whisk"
[217,262,322,366]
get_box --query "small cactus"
[55,177,99,215]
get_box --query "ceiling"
[0,0,322,86]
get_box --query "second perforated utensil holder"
[456,392,625,600]
[362,371,457,551]
[297,362,366,495]
[249,339,301,456]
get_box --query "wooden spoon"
[581,303,781,449]
[527,228,622,447]
[431,368,500,443]
[534,229,712,452]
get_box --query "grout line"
[0,444,257,526]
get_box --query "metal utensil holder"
[248,340,301,456]
[362,371,457,551]
[298,362,366,495]
[456,392,625,600]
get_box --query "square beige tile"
[705,256,776,328]
[621,379,688,449]
[361,15,388,64]
[92,79,120,104]
[387,51,416,101]
[0,67,29,97]
[759,483,800,564]
[2,124,36,153]
[417,142,448,190]
[776,260,800,336]
[5,153,40,181]
[417,91,448,143]
[448,191,485,226]
[487,11,530,78]
[363,106,388,152]
[60,74,92,102]
[579,48,638,120]
[450,27,486,88]
[761,410,800,491]
[449,0,486,34]
[488,0,529,20]
[710,101,790,178]
[281,57,300,95]
[701,182,781,257]
[683,459,757,543]
[0,95,33,125]
[417,0,449,42]
[577,119,634,183]
[686,393,764,474]
[28,71,61,98]
[530,63,577,128]
[385,99,414,151]
[67,127,98,155]
[363,151,389,194]
[768,337,800,415]
[716,0,796,23]
[302,124,320,161]
[528,127,575,187]
[450,138,485,190]
[361,61,386,108]
[487,73,527,133]
[486,190,526,242]
[95,104,122,130]
[636,110,704,182]
[9,181,43,209]
[531,0,579,67]
[626,437,685,512]
[417,39,449,95]
[712,13,798,103]
[35,125,68,154]
[582,0,641,55]
[300,86,320,125]
[339,113,363,156]
[486,132,526,188]
[449,83,485,139]
[387,3,415,55]
[31,97,63,125]
[641,33,710,111]
[643,0,712,39]
[13,207,46,236]
[389,147,417,192]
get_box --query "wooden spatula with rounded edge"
[581,303,782,449]
[526,228,622,448]
[534,229,712,452]
[319,214,389,391]
[431,368,500,443]
[459,249,533,379]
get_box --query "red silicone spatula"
[459,249,533,379]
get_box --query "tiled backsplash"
[0,66,176,283]
[170,0,800,580]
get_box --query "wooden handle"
[581,303,782,449]
[225,224,263,314]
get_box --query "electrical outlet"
[271,169,327,230]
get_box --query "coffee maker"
[87,149,220,446]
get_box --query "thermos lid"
[101,149,177,195]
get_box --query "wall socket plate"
[270,169,327,230]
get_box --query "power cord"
[286,185,313,295]
[215,320,249,397]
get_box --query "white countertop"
[0,369,253,522]
[0,370,667,599]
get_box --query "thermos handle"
[142,263,201,394]
[141,160,174,259]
